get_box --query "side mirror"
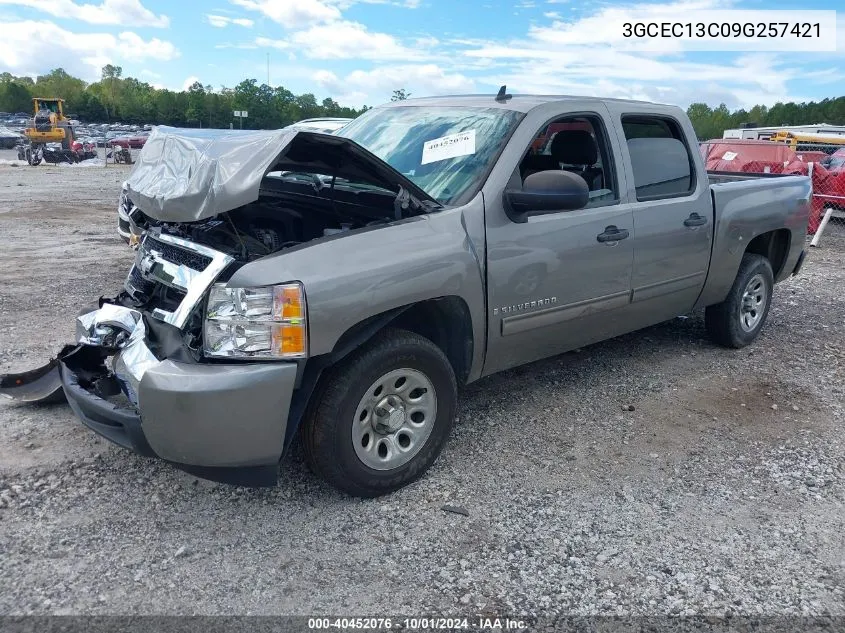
[503,170,589,224]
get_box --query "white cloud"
[313,64,475,106]
[229,0,340,27]
[258,20,431,61]
[206,14,254,28]
[451,0,829,109]
[329,0,422,7]
[0,0,169,27]
[182,76,201,90]
[0,20,179,81]
[117,32,179,59]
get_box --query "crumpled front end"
[75,302,159,406]
[1,231,300,486]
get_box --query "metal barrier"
[802,142,845,247]
[702,140,845,246]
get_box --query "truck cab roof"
[378,93,668,113]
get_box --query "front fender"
[225,200,487,381]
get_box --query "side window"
[519,115,618,207]
[622,116,696,201]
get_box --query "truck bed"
[694,172,811,311]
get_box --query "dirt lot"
[0,158,844,619]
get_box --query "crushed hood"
[124,125,438,223]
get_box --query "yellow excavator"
[21,97,76,165]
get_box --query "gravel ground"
[0,159,844,619]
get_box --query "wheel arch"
[744,229,790,279]
[283,296,475,451]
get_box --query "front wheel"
[27,147,42,166]
[302,328,457,497]
[705,253,774,348]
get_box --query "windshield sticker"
[721,151,738,161]
[421,130,476,165]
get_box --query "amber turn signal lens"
[273,323,306,356]
[274,284,304,320]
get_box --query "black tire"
[705,253,774,348]
[302,328,457,498]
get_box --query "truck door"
[612,112,712,323]
[482,107,636,375]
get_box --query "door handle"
[684,213,708,227]
[597,226,630,243]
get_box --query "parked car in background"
[108,136,131,149]
[0,125,23,149]
[70,140,98,160]
[822,148,845,171]
[126,132,150,149]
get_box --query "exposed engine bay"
[125,172,420,262]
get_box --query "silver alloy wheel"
[352,368,438,471]
[739,273,768,332]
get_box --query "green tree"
[185,81,207,127]
[101,64,123,119]
[294,93,320,120]
[34,68,86,112]
[391,88,410,101]
[0,80,33,113]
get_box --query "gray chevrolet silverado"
[1,91,811,497]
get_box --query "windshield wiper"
[393,186,443,220]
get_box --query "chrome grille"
[124,232,235,330]
[143,235,213,272]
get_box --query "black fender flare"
[281,306,412,450]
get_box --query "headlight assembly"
[203,282,307,359]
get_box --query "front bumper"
[59,304,299,486]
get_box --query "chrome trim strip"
[501,290,630,337]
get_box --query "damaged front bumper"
[2,302,299,487]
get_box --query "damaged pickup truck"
[1,92,811,497]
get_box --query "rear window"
[622,116,696,201]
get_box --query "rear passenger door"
[613,111,713,322]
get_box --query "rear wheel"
[705,253,774,348]
[302,328,457,497]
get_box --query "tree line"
[0,66,366,129]
[687,99,845,140]
[1,66,843,138]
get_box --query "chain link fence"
[702,139,845,243]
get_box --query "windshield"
[337,105,523,205]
